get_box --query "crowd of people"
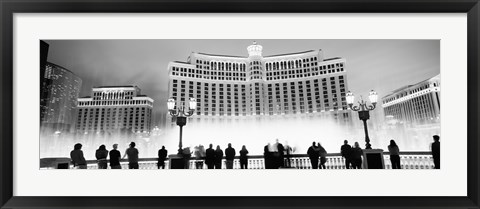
[70,142,139,169]
[69,135,441,169]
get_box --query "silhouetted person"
[317,142,327,169]
[351,142,363,169]
[276,139,285,168]
[109,144,121,169]
[214,145,223,169]
[225,143,236,169]
[205,144,215,169]
[431,135,440,169]
[264,143,273,169]
[122,142,139,169]
[284,141,293,168]
[158,146,168,169]
[239,145,249,169]
[70,143,87,169]
[307,142,320,169]
[194,144,206,169]
[182,147,192,169]
[95,144,109,169]
[388,140,401,169]
[340,140,352,169]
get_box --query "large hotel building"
[76,86,154,135]
[40,62,82,134]
[167,42,351,124]
[382,74,440,126]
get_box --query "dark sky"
[44,39,440,126]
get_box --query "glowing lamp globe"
[189,98,197,110]
[368,90,378,104]
[167,98,175,110]
[346,91,355,105]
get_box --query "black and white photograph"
[39,39,440,170]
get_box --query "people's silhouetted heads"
[242,145,247,151]
[344,140,348,145]
[74,143,82,150]
[354,142,360,148]
[112,143,118,150]
[228,143,232,148]
[312,141,316,146]
[390,140,397,147]
[99,144,106,150]
[209,144,213,149]
[433,135,440,141]
[216,145,221,150]
[130,142,136,148]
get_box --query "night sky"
[43,39,440,127]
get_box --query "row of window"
[264,56,320,71]
[170,76,348,115]
[92,91,134,101]
[171,62,345,81]
[76,107,152,132]
[383,81,439,104]
[384,93,440,123]
[195,59,247,71]
[78,99,153,106]
[266,65,345,81]
[193,56,321,72]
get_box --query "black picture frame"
[1,0,479,208]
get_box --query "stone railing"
[383,152,435,169]
[41,151,434,169]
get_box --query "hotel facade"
[40,62,82,134]
[76,86,154,135]
[382,74,440,126]
[167,42,352,125]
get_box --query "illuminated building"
[40,62,82,133]
[40,40,49,123]
[76,86,154,135]
[382,74,440,125]
[167,42,352,124]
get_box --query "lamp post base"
[169,154,185,169]
[362,149,385,169]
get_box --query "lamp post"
[167,98,197,155]
[346,90,378,149]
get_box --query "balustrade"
[41,152,435,170]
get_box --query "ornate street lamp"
[167,98,197,155]
[346,90,378,149]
